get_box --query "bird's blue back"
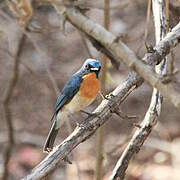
[55,73,82,114]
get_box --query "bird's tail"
[43,120,59,153]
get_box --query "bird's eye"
[85,64,89,69]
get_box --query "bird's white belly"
[56,92,95,129]
[56,110,69,129]
[64,92,95,113]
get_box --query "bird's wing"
[55,75,82,114]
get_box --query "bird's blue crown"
[79,59,101,78]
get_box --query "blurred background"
[0,0,180,179]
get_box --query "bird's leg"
[68,112,94,130]
[99,91,106,100]
[80,110,101,119]
[77,111,101,130]
[80,110,94,116]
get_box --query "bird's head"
[81,59,101,78]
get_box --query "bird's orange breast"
[80,73,99,99]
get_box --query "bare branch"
[2,33,26,180]
[110,0,169,179]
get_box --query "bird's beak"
[90,67,99,71]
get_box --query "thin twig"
[45,61,60,97]
[165,0,175,75]
[95,1,110,179]
[136,0,151,55]
[144,0,152,41]
[78,31,93,58]
[165,0,169,30]
[2,33,26,180]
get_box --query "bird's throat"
[80,73,99,99]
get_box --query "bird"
[43,58,101,153]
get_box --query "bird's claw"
[104,93,116,102]
[99,91,115,101]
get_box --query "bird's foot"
[105,94,116,102]
[99,91,116,102]
[80,110,93,116]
